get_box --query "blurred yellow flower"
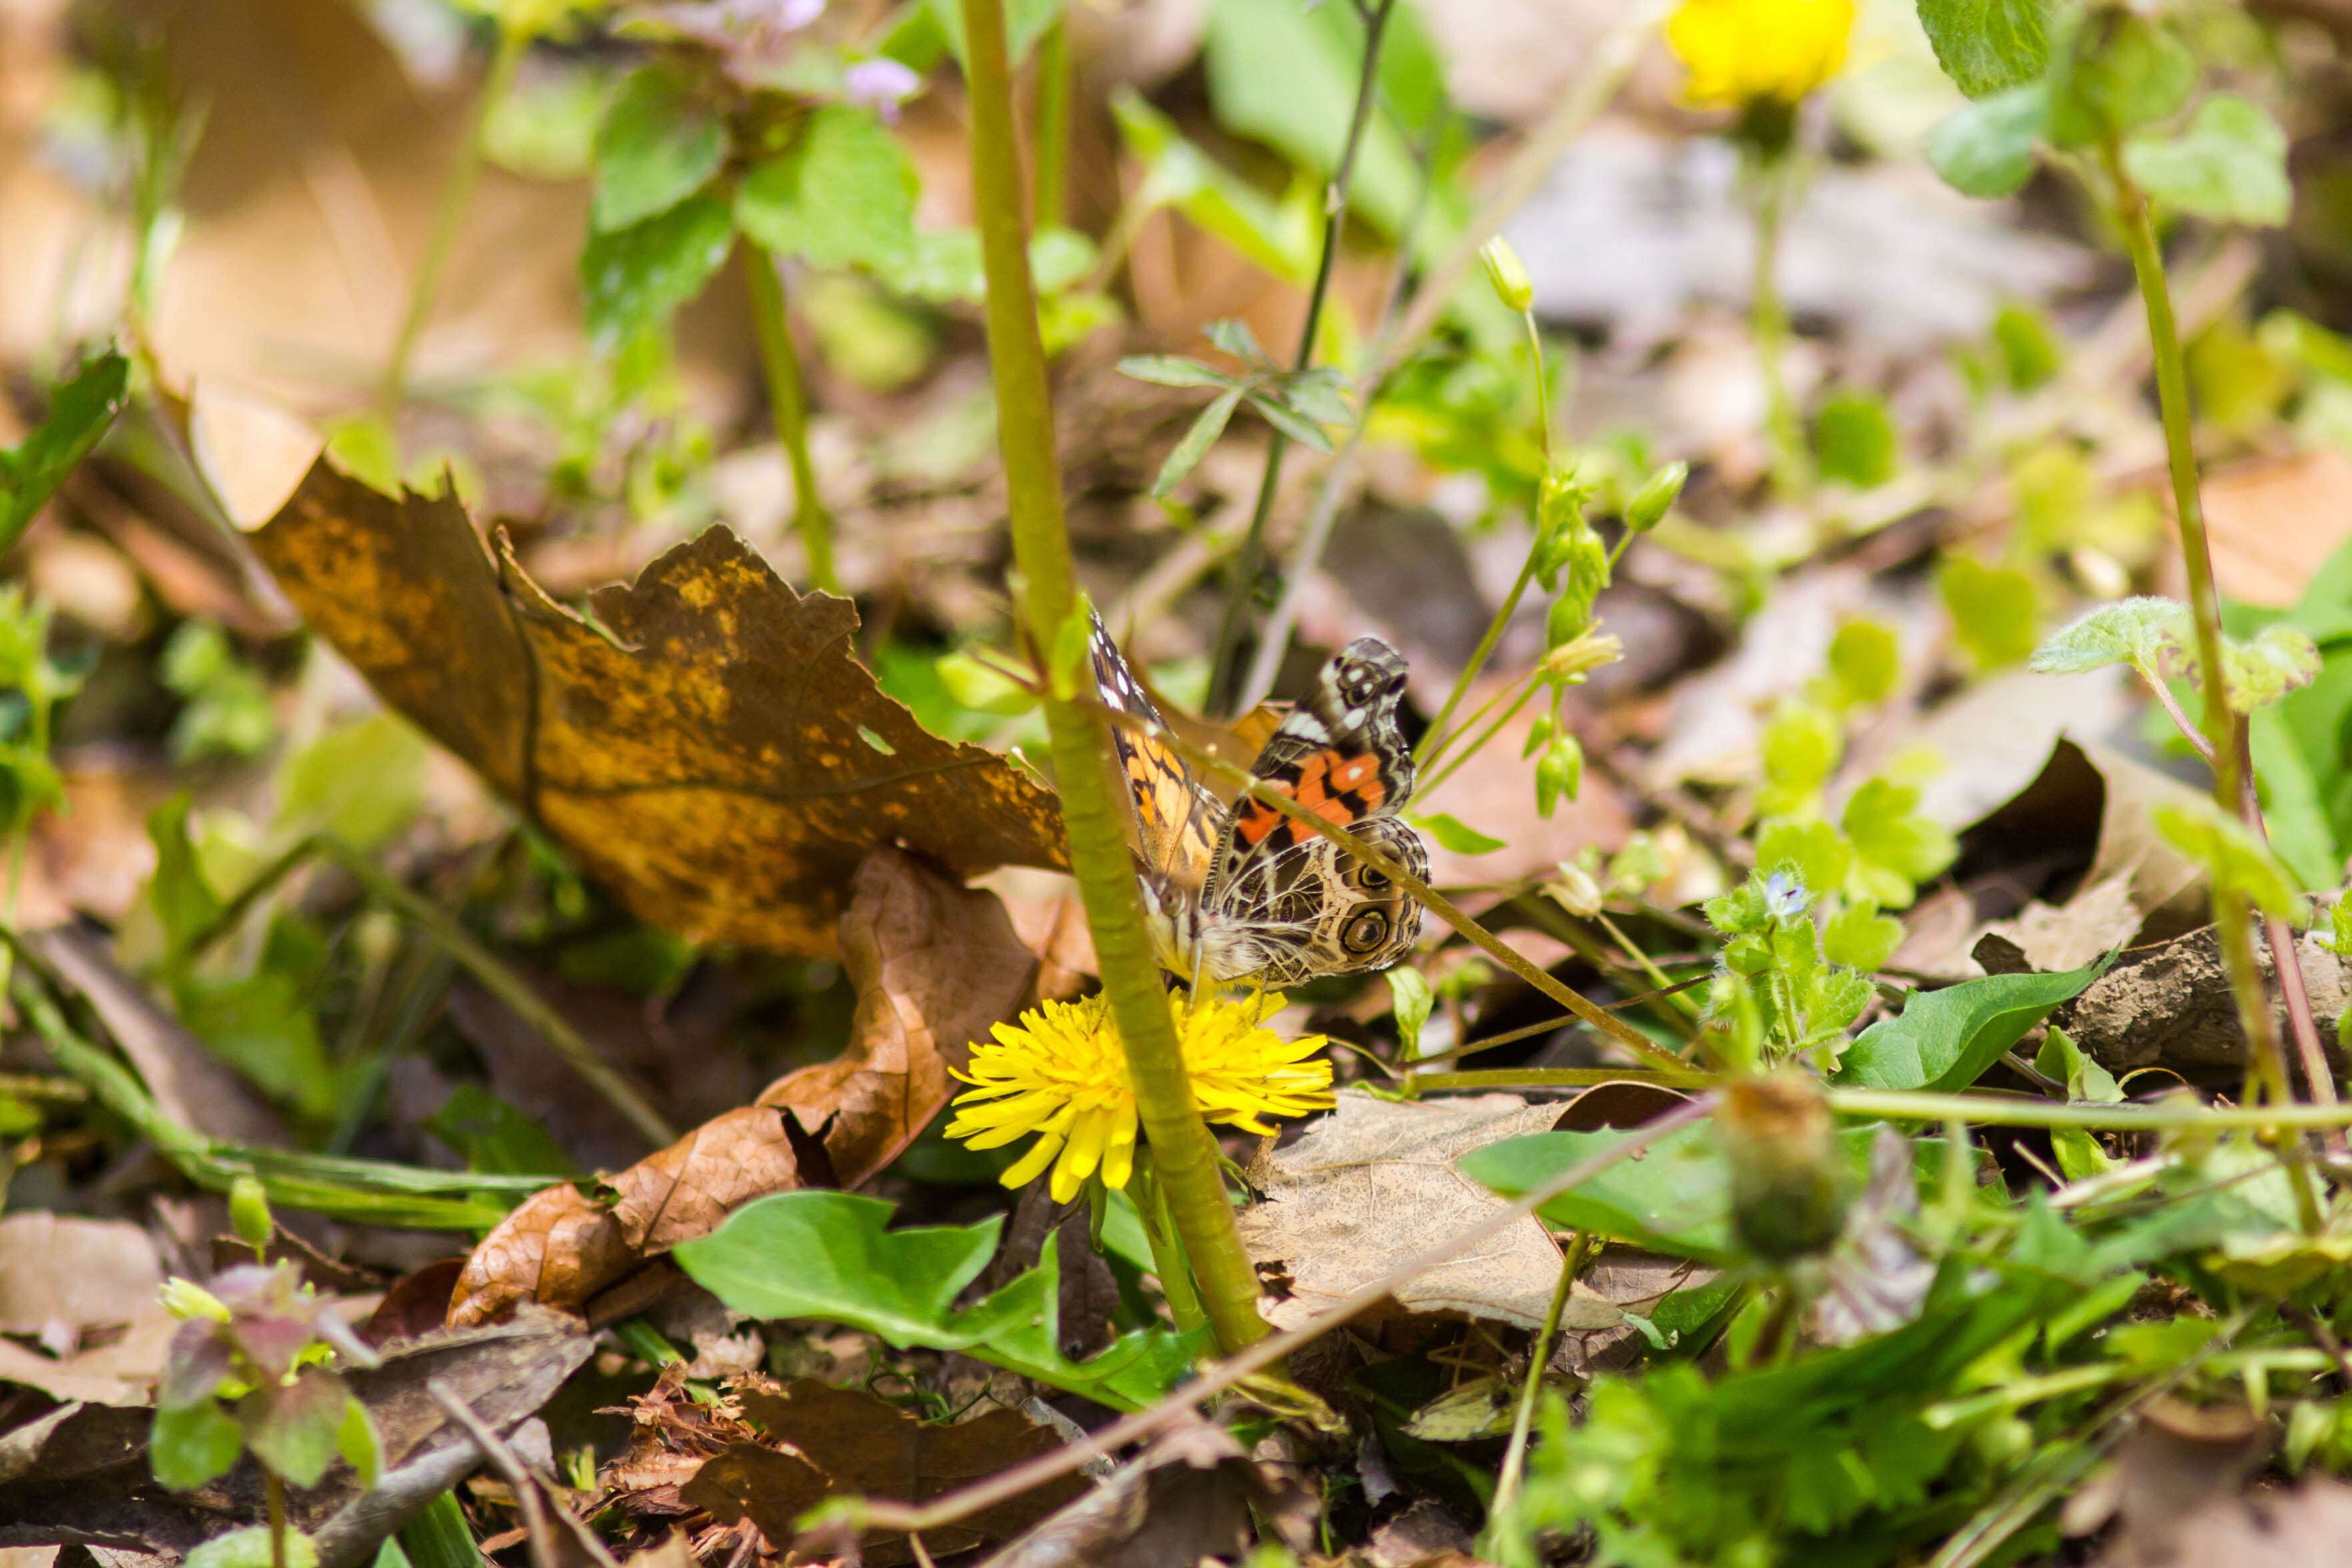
[1667,0,1856,109]
[945,991,1334,1204]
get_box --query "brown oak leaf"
[246,458,1067,955]
[448,847,1039,1326]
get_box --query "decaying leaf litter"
[15,0,2352,1564]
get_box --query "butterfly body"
[1091,617,1427,988]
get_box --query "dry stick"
[1243,3,1662,709]
[1208,0,1398,710]
[1090,699,1703,1080]
[843,1094,1717,1538]
[427,1380,617,1568]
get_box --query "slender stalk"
[267,1471,288,1568]
[1750,151,1806,497]
[1827,1086,2352,1130]
[2104,141,2304,1137]
[745,247,840,595]
[380,21,526,413]
[1207,0,1397,712]
[961,0,1266,1354]
[1032,19,1072,231]
[1419,314,1553,767]
[1486,1230,1589,1544]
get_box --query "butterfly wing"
[1088,612,1219,899]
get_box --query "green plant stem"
[1485,1229,1588,1546]
[1102,703,1699,1078]
[1033,19,1071,230]
[1132,1158,1208,1335]
[1827,1086,2352,1131]
[1750,150,1806,498]
[1207,0,1397,713]
[268,1472,288,1568]
[181,834,675,1148]
[2103,141,2307,1149]
[380,21,526,413]
[745,246,840,595]
[960,0,1266,1356]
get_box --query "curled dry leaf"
[678,1378,1088,1565]
[247,458,1067,957]
[448,847,1039,1326]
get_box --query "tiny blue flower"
[1763,869,1809,919]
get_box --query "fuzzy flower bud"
[1721,1070,1845,1262]
[1625,461,1688,532]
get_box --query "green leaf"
[2155,799,2306,916]
[1116,355,1234,390]
[2046,9,2195,150]
[1,348,130,551]
[1758,701,1842,816]
[1827,619,1900,709]
[1389,966,1435,1057]
[737,107,919,271]
[337,1393,382,1489]
[580,192,735,350]
[1823,903,1904,972]
[179,965,338,1122]
[1755,819,1853,907]
[1939,556,2039,669]
[1244,389,1336,451]
[2221,624,2323,712]
[1916,0,2052,97]
[1461,1122,1889,1264]
[424,1085,579,1178]
[1926,83,2050,198]
[1842,778,1958,910]
[1150,386,1244,498]
[153,1398,246,1491]
[147,794,224,966]
[238,1368,350,1488]
[2029,596,2187,677]
[1994,302,2062,390]
[1108,88,1314,283]
[1813,390,1896,488]
[674,1190,1204,1410]
[1416,812,1506,855]
[2123,95,2291,228]
[273,714,428,851]
[591,67,726,233]
[187,1528,319,1568]
[1834,955,2112,1092]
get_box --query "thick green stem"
[1207,0,1397,712]
[2105,143,2305,1146]
[745,247,840,595]
[1033,19,1072,231]
[1751,153,1806,498]
[381,22,526,413]
[959,0,1266,1354]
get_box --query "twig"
[428,1379,618,1568]
[839,1095,1717,1538]
[1208,0,1398,711]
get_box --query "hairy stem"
[2106,141,2307,1156]
[745,246,839,595]
[960,0,1266,1354]
[381,21,526,413]
[1207,0,1396,712]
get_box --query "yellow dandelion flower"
[1666,0,1855,110]
[945,991,1335,1204]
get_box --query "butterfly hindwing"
[1088,613,1218,898]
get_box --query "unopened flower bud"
[161,1276,230,1323]
[230,1174,273,1252]
[1480,236,1534,314]
[1625,461,1687,532]
[1522,709,1556,760]
[1535,735,1582,819]
[1721,1070,1845,1262]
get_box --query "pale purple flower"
[1762,869,1809,920]
[843,57,923,120]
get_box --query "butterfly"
[1089,614,1428,988]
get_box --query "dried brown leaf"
[246,458,1066,956]
[448,847,1038,1326]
